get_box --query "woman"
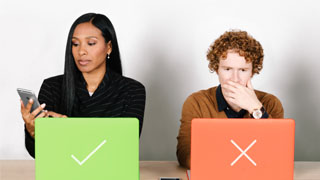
[20,13,146,158]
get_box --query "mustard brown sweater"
[176,86,284,168]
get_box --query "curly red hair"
[207,30,264,74]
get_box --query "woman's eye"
[88,42,96,46]
[72,42,79,47]
[241,69,247,72]
[225,68,230,71]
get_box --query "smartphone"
[17,88,42,113]
[159,178,181,180]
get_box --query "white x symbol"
[230,139,257,166]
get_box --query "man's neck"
[227,103,242,113]
[221,87,242,112]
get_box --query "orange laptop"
[190,118,295,180]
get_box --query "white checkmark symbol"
[71,139,107,166]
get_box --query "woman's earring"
[107,54,110,59]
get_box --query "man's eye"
[225,68,230,71]
[241,69,247,72]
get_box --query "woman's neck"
[82,67,106,93]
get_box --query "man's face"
[217,51,253,86]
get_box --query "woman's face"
[72,22,112,74]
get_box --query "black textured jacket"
[25,69,146,158]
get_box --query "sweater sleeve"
[122,81,146,136]
[176,95,202,169]
[262,94,284,118]
[24,79,55,158]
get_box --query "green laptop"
[35,118,139,180]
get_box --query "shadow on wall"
[139,44,189,161]
[285,59,320,161]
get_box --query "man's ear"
[247,79,254,89]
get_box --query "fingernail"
[29,99,33,102]
[41,103,46,108]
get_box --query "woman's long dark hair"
[61,13,122,116]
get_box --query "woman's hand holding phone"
[20,99,48,138]
[47,111,68,118]
[20,99,68,138]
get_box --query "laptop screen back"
[191,118,295,180]
[35,117,139,180]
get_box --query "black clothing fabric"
[216,85,268,118]
[25,69,146,158]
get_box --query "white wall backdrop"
[1,0,320,160]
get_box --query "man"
[176,30,284,168]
